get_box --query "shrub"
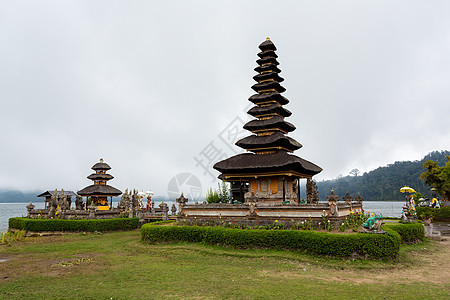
[8,217,139,232]
[206,181,232,203]
[383,222,425,243]
[1,230,26,244]
[206,188,220,203]
[415,207,450,222]
[141,223,402,259]
[338,211,368,232]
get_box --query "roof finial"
[266,37,270,41]
[100,158,104,163]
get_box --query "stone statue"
[247,192,258,202]
[292,179,299,202]
[128,202,134,218]
[306,179,313,203]
[327,189,339,216]
[400,196,417,222]
[75,195,84,210]
[355,192,364,204]
[248,202,256,217]
[408,196,417,217]
[311,192,319,203]
[176,193,188,205]
[342,191,353,204]
[118,189,131,210]
[401,205,409,222]
[132,190,139,210]
[307,179,319,204]
[363,215,384,231]
[26,202,35,217]
[171,203,177,216]
[146,196,152,211]
[47,189,58,218]
[160,202,169,221]
[327,189,340,202]
[60,189,69,211]
[176,193,188,216]
[88,202,97,219]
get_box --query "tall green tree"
[420,155,450,200]
[349,168,360,177]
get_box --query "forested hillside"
[316,150,449,201]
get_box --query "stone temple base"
[179,201,362,228]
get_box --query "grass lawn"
[0,230,449,299]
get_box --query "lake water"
[0,201,406,233]
[1,202,43,232]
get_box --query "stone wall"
[179,202,363,228]
[28,209,122,220]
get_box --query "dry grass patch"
[256,239,450,287]
[1,230,449,299]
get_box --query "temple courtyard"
[0,230,449,299]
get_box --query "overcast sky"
[1,1,449,199]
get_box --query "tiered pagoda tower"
[214,38,322,204]
[78,158,122,209]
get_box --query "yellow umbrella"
[400,186,416,193]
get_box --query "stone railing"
[28,208,122,220]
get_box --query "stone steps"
[424,224,446,241]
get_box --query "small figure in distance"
[146,195,152,211]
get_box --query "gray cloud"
[1,1,449,197]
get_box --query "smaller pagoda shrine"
[78,158,122,210]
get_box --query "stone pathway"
[384,219,450,240]
[432,222,450,236]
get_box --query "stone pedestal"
[26,202,35,217]
[424,224,443,240]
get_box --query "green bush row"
[145,220,175,226]
[415,207,450,221]
[383,222,424,243]
[9,217,139,232]
[141,224,402,259]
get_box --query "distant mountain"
[0,190,42,203]
[316,150,449,201]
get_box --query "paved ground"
[432,222,450,236]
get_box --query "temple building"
[214,38,322,204]
[37,190,77,209]
[78,158,122,210]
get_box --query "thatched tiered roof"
[78,158,122,197]
[213,38,322,179]
[77,184,122,196]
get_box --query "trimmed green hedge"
[383,223,424,243]
[141,224,402,259]
[415,207,450,222]
[9,217,139,232]
[145,220,175,226]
